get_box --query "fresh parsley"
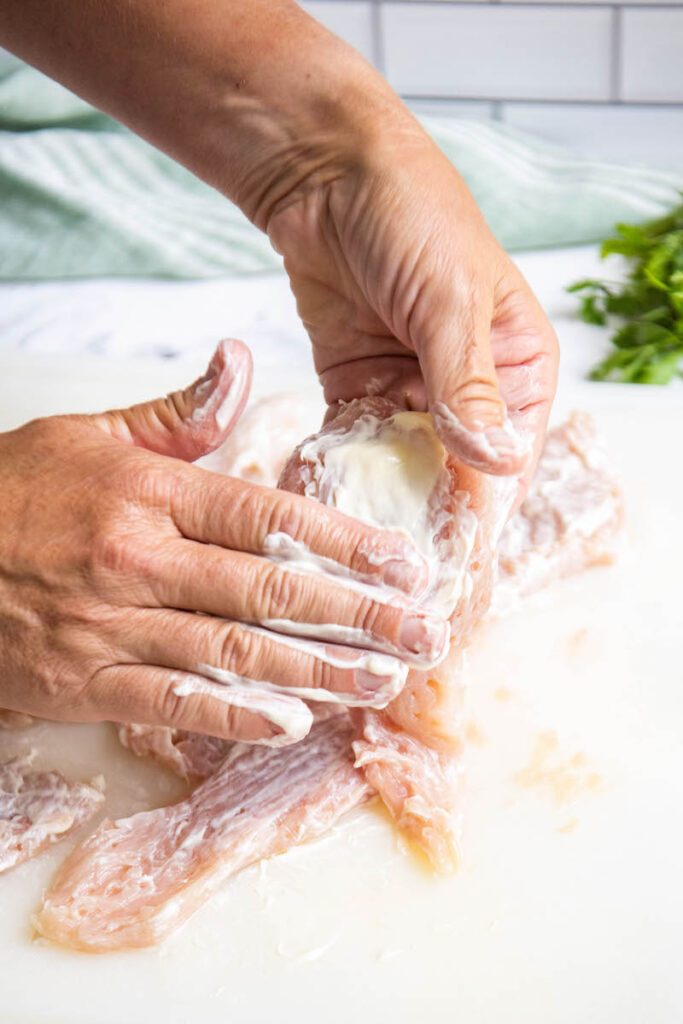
[567,199,683,384]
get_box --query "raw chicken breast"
[196,392,321,485]
[350,650,471,872]
[278,396,481,622]
[495,413,624,609]
[279,402,624,871]
[118,724,232,785]
[352,709,461,872]
[278,397,513,870]
[35,401,625,950]
[112,407,624,883]
[0,755,104,874]
[35,714,370,951]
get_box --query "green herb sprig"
[567,198,683,384]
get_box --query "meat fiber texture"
[36,399,623,952]
[195,392,321,485]
[278,396,518,871]
[118,724,232,786]
[0,755,105,874]
[119,402,625,879]
[35,715,370,951]
[493,412,625,611]
[282,404,623,871]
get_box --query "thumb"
[92,338,253,461]
[417,292,529,476]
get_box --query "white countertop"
[0,245,678,420]
[1,248,682,1024]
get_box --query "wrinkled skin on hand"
[268,115,559,508]
[0,340,447,745]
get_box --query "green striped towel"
[1,55,682,280]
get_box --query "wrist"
[222,35,408,230]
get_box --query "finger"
[509,400,554,514]
[412,274,530,476]
[319,354,427,417]
[170,465,429,598]
[144,539,449,667]
[116,609,410,708]
[89,664,311,746]
[493,310,559,510]
[91,338,253,461]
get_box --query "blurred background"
[0,4,681,377]
[299,0,683,165]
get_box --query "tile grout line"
[610,5,622,103]
[305,1,681,7]
[399,94,683,109]
[371,1,680,8]
[370,0,386,75]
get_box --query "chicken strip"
[0,755,104,874]
[279,402,626,870]
[195,392,320,485]
[278,396,516,870]
[117,724,232,785]
[352,709,461,872]
[494,412,624,609]
[112,404,623,880]
[35,714,371,951]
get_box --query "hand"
[0,340,447,745]
[267,111,559,507]
[0,0,556,500]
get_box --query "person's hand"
[0,0,557,503]
[266,109,559,508]
[0,340,448,745]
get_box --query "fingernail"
[355,666,407,705]
[432,402,530,476]
[257,709,311,746]
[399,613,449,664]
[191,361,220,409]
[482,424,531,472]
[255,723,293,748]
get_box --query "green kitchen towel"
[1,54,682,280]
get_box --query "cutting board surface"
[0,357,681,1024]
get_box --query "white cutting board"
[0,351,682,1024]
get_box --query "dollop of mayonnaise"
[304,411,447,559]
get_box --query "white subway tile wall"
[383,5,613,100]
[621,8,683,102]
[303,1,683,165]
[504,103,683,162]
[300,1,376,63]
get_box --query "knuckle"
[155,681,187,727]
[218,622,256,674]
[21,412,83,444]
[106,452,176,511]
[260,563,298,617]
[18,414,60,449]
[91,526,152,579]
[216,703,250,741]
[35,658,83,712]
[355,597,390,642]
[263,490,308,545]
[104,459,146,499]
[451,376,500,407]
[90,527,130,575]
[308,654,338,693]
